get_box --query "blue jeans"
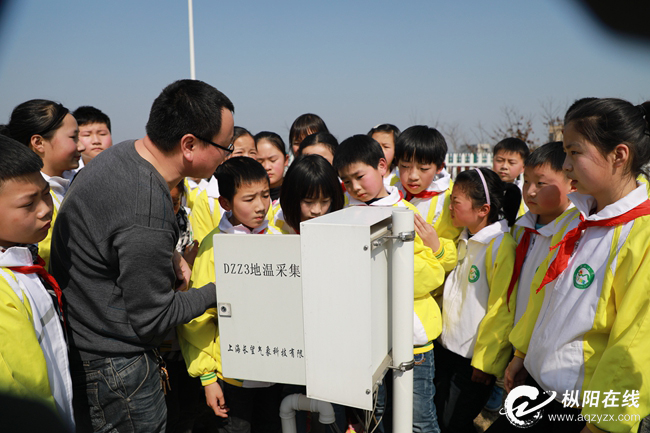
[71,352,167,433]
[375,348,441,433]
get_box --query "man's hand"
[204,381,229,418]
[172,249,191,291]
[414,213,440,252]
[504,356,528,393]
[471,367,495,386]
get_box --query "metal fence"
[445,153,494,179]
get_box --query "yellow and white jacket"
[184,177,210,211]
[267,203,298,235]
[383,167,400,188]
[189,176,226,244]
[510,206,574,325]
[510,184,650,433]
[0,247,74,431]
[177,213,281,388]
[346,186,446,354]
[514,178,528,219]
[440,219,516,376]
[396,169,461,273]
[39,173,70,270]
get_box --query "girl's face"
[256,140,288,188]
[300,192,332,222]
[449,185,488,232]
[39,113,84,176]
[301,144,334,165]
[562,122,617,202]
[231,134,257,158]
[372,131,395,171]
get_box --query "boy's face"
[493,150,524,183]
[398,159,442,196]
[79,122,112,164]
[371,132,395,169]
[230,135,257,159]
[0,172,53,248]
[523,164,574,225]
[339,159,388,202]
[220,180,270,230]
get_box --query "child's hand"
[173,250,191,292]
[414,213,440,252]
[184,240,199,269]
[504,356,528,393]
[204,381,229,418]
[471,367,495,386]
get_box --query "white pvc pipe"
[391,208,414,433]
[188,0,196,79]
[279,394,336,433]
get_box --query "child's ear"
[218,196,232,212]
[478,203,491,218]
[612,143,630,169]
[436,163,445,175]
[30,135,45,154]
[284,154,289,167]
[378,158,388,177]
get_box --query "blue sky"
[1,0,648,149]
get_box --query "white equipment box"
[213,206,401,410]
[301,206,395,410]
[215,234,306,386]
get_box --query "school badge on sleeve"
[573,264,594,289]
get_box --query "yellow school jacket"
[189,177,225,244]
[184,177,210,211]
[346,186,446,354]
[267,203,298,234]
[510,185,650,433]
[0,247,74,430]
[440,219,516,377]
[39,173,69,270]
[396,169,461,273]
[383,167,400,188]
[510,206,574,325]
[514,178,528,219]
[177,214,281,388]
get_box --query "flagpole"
[188,0,196,79]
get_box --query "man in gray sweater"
[50,79,234,433]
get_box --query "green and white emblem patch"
[573,264,594,289]
[468,265,480,283]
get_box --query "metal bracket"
[371,230,416,248]
[388,360,415,372]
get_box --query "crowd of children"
[1,89,650,433]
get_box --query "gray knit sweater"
[50,140,216,361]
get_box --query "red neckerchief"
[405,190,440,202]
[341,181,346,192]
[537,200,650,293]
[8,255,65,327]
[506,227,539,310]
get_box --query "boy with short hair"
[333,134,446,433]
[506,141,575,324]
[395,125,461,272]
[178,157,282,432]
[492,137,530,217]
[190,127,258,243]
[0,135,74,430]
[72,105,113,166]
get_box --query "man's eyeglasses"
[193,134,234,153]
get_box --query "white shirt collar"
[41,172,70,199]
[205,176,220,198]
[218,211,269,234]
[569,184,647,221]
[514,204,575,236]
[459,219,509,245]
[0,246,34,267]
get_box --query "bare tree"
[438,121,468,153]
[482,106,537,146]
[540,97,564,142]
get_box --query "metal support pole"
[188,0,196,79]
[390,208,414,433]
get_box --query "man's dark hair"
[0,134,43,190]
[73,106,112,132]
[525,141,566,172]
[493,137,530,161]
[146,79,234,153]
[215,157,269,202]
[333,135,385,173]
[395,125,447,167]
